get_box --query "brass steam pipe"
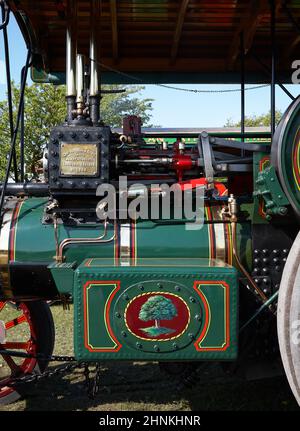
[55,221,115,263]
[226,194,268,304]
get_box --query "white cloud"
[0,60,6,85]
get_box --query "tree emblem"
[138,295,178,337]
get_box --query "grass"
[0,303,299,411]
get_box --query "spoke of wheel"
[0,347,20,373]
[0,302,5,312]
[1,342,30,350]
[5,314,27,330]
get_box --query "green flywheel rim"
[271,95,300,218]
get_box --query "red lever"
[178,178,228,196]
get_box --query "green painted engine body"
[6,197,253,361]
[11,198,251,268]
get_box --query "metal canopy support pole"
[240,32,245,156]
[270,0,276,137]
[0,50,31,214]
[20,66,25,182]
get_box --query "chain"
[1,350,101,398]
[7,360,81,387]
[90,362,101,399]
[90,58,270,94]
[2,350,201,398]
[84,362,102,399]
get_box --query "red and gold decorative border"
[131,220,137,266]
[8,201,23,262]
[205,204,215,260]
[113,221,137,266]
[224,222,233,265]
[205,204,233,265]
[114,222,119,266]
[293,136,300,191]
[258,156,270,219]
[83,280,122,352]
[193,280,230,352]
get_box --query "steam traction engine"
[0,0,300,406]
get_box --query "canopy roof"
[10,0,300,84]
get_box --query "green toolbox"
[74,258,238,361]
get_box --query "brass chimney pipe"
[76,54,85,117]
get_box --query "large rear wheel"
[277,231,300,406]
[0,300,55,404]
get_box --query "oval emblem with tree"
[125,292,190,341]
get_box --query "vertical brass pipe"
[76,54,85,116]
[226,195,268,304]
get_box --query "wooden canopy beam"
[170,0,189,62]
[228,0,268,68]
[228,0,283,69]
[110,0,118,62]
[282,34,300,65]
[282,4,300,61]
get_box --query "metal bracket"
[198,132,214,189]
[211,136,270,153]
[254,165,289,218]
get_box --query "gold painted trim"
[86,283,119,350]
[197,284,226,349]
[0,206,15,297]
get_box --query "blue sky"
[1,16,300,127]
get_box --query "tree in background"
[0,83,153,179]
[225,109,282,128]
[100,85,153,127]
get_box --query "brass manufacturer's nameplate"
[60,143,99,176]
